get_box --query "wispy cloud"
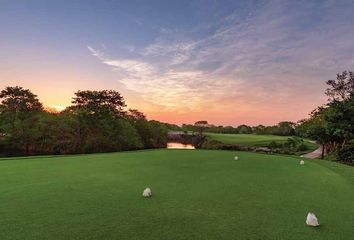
[88,0,354,124]
[88,45,215,112]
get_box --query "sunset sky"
[1,0,354,126]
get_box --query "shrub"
[268,141,280,149]
[337,144,354,163]
[296,143,309,152]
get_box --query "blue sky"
[1,0,354,125]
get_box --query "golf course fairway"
[1,149,354,239]
[205,133,318,150]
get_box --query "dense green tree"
[134,120,168,148]
[237,124,253,134]
[113,118,143,150]
[0,86,43,114]
[275,121,296,136]
[303,108,332,158]
[253,125,266,134]
[69,90,126,118]
[323,71,354,155]
[0,86,43,154]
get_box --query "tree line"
[181,121,296,136]
[0,87,169,156]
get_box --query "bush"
[199,140,224,150]
[296,143,309,152]
[268,141,280,149]
[337,145,354,163]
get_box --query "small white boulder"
[234,156,239,160]
[306,212,319,226]
[300,155,304,158]
[300,160,305,165]
[142,187,152,198]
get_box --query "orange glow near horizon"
[1,71,327,127]
[1,0,353,127]
[1,75,326,127]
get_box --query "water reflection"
[166,142,195,149]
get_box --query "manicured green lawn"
[1,150,354,239]
[206,133,318,150]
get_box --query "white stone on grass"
[234,156,239,160]
[300,155,304,158]
[300,160,305,165]
[142,187,152,198]
[306,212,319,227]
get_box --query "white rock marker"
[300,160,305,165]
[234,156,239,160]
[142,187,152,198]
[306,212,319,226]
[300,155,304,158]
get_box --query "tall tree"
[0,86,43,116]
[65,90,127,151]
[297,70,354,159]
[127,108,146,122]
[0,86,43,154]
[194,120,209,135]
[237,124,253,134]
[276,121,296,136]
[325,70,354,152]
[326,70,354,101]
[70,90,126,117]
[305,108,332,159]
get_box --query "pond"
[166,142,195,149]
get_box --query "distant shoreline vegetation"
[0,70,353,162]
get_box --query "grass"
[1,149,354,239]
[206,133,318,150]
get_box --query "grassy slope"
[1,150,354,240]
[206,133,318,150]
